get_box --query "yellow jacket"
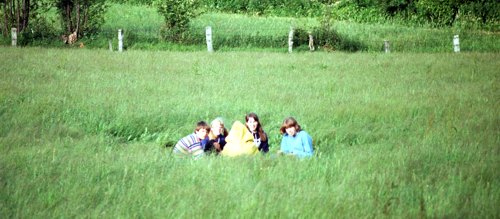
[220,121,259,157]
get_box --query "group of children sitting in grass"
[172,112,314,159]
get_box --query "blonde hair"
[209,117,228,139]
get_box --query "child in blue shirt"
[278,117,314,158]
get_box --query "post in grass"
[453,35,460,53]
[118,29,123,52]
[308,32,315,51]
[206,26,213,53]
[288,27,294,53]
[384,40,390,53]
[11,28,17,47]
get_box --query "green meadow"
[0,47,498,217]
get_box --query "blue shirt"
[280,131,313,158]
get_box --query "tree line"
[1,0,498,45]
[1,0,106,40]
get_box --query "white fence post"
[384,40,390,53]
[118,29,123,52]
[308,32,315,51]
[206,26,213,53]
[453,35,460,53]
[288,27,294,53]
[11,28,17,47]
[109,40,113,51]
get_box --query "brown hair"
[245,112,267,141]
[280,117,302,134]
[194,121,211,132]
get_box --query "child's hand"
[213,142,221,152]
[254,138,261,147]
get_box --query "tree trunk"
[20,0,29,32]
[2,2,10,35]
[66,3,72,33]
[15,0,20,32]
[75,0,80,37]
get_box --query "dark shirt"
[253,132,269,153]
[202,134,227,154]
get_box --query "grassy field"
[0,47,499,217]
[96,4,500,52]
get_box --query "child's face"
[246,117,258,132]
[211,121,223,136]
[195,129,208,140]
[285,126,297,136]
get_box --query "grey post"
[384,40,390,53]
[453,35,460,53]
[118,29,123,52]
[11,28,17,47]
[206,26,213,53]
[288,27,294,53]
[308,32,315,51]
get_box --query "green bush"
[108,0,155,5]
[18,18,60,46]
[201,0,330,17]
[154,0,201,42]
[330,0,499,31]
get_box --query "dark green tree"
[54,0,108,38]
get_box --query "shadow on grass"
[293,27,367,52]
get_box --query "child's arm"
[280,135,291,154]
[294,132,314,158]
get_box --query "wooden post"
[109,40,113,51]
[453,35,460,53]
[206,26,213,53]
[118,29,123,52]
[288,27,294,53]
[308,32,315,51]
[11,28,17,47]
[384,40,390,53]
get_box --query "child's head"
[245,112,267,141]
[280,117,302,136]
[245,112,262,132]
[194,121,210,139]
[210,117,227,136]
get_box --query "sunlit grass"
[0,47,499,217]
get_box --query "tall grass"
[0,47,499,217]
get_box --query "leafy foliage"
[0,0,53,36]
[108,0,155,5]
[153,0,201,42]
[54,0,109,37]
[201,0,333,17]
[325,0,499,31]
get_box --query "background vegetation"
[1,0,498,51]
[0,47,499,217]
